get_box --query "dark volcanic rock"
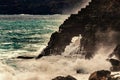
[52,75,77,80]
[107,44,120,71]
[107,58,120,71]
[17,56,35,59]
[37,0,120,59]
[89,70,111,80]
[89,70,120,80]
[108,59,120,66]
[109,45,120,60]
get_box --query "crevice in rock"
[36,0,120,59]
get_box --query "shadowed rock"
[109,45,120,60]
[17,56,35,59]
[52,75,77,80]
[89,70,111,80]
[107,58,120,71]
[89,70,120,80]
[37,0,120,59]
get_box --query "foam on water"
[0,15,119,80]
[0,43,116,80]
[0,15,69,59]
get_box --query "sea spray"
[0,36,117,80]
[0,15,119,80]
[62,36,81,56]
[0,62,15,80]
[0,43,116,80]
[63,0,91,14]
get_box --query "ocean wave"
[0,15,68,58]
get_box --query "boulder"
[89,70,120,80]
[89,70,111,80]
[52,75,77,80]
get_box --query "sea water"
[0,15,117,80]
[0,15,68,59]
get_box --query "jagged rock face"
[109,45,120,60]
[37,0,120,59]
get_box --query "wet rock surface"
[52,75,77,80]
[109,45,120,60]
[89,70,111,80]
[107,58,120,71]
[37,0,120,59]
[17,56,35,59]
[89,70,120,80]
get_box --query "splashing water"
[0,15,119,80]
[0,37,116,80]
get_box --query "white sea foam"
[0,14,119,80]
[0,36,117,80]
[0,43,116,80]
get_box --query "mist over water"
[62,0,91,14]
[0,34,116,80]
[0,15,119,80]
[0,44,115,80]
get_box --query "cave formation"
[37,0,120,59]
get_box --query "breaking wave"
[0,35,116,80]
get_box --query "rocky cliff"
[37,0,120,59]
[0,0,88,14]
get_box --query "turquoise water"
[0,15,68,58]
